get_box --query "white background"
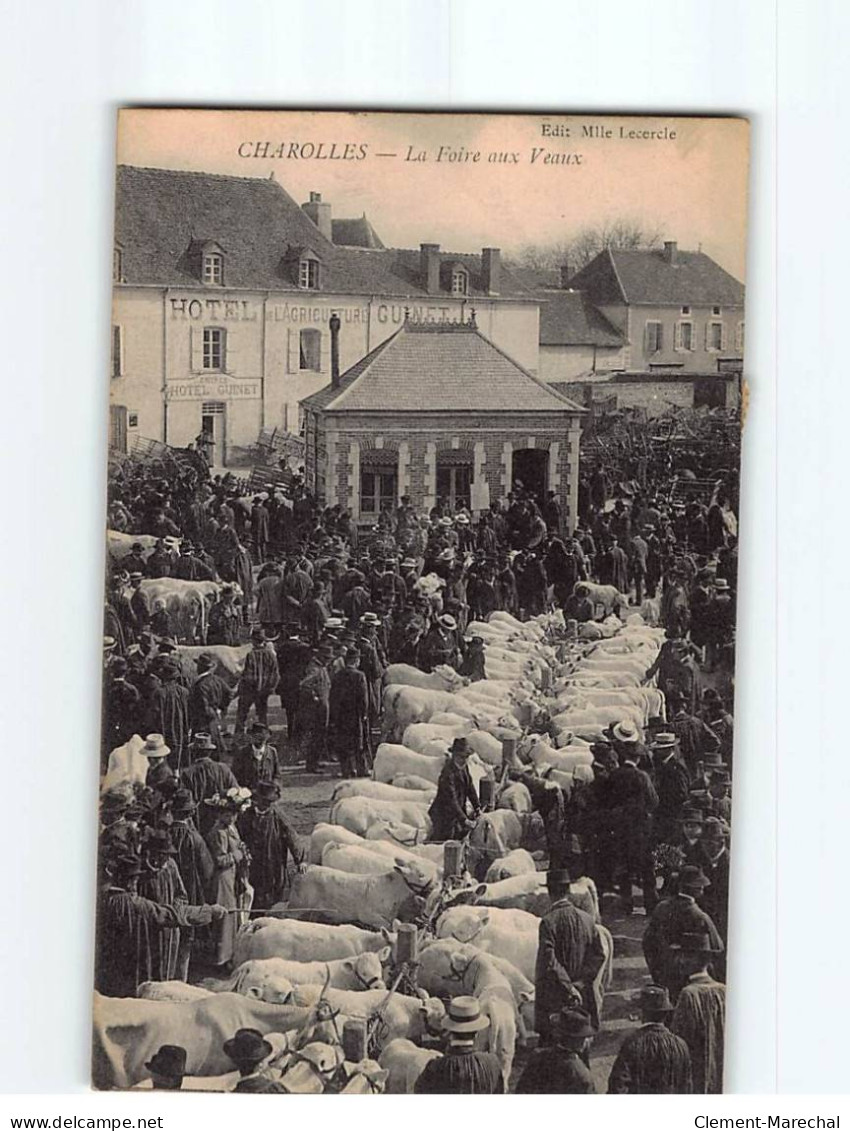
[0,0,843,1100]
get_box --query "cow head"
[418,995,447,1036]
[343,950,388,991]
[278,1041,343,1094]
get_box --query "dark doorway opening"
[512,448,549,508]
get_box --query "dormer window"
[203,252,224,285]
[451,266,469,296]
[113,247,123,282]
[299,256,320,290]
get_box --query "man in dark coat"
[179,734,240,837]
[534,870,606,1040]
[420,614,460,673]
[151,661,190,769]
[236,631,280,732]
[608,985,693,1093]
[232,723,281,789]
[103,658,141,756]
[95,853,224,1001]
[642,866,724,999]
[414,997,503,1094]
[239,780,303,909]
[207,587,241,647]
[276,630,311,739]
[168,788,215,978]
[668,691,720,774]
[516,1008,597,1094]
[173,543,215,582]
[188,654,231,752]
[329,648,370,777]
[651,733,692,845]
[298,645,331,773]
[600,741,659,915]
[459,636,487,682]
[251,498,270,562]
[428,737,481,842]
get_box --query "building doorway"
[201,401,227,466]
[512,447,549,508]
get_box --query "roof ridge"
[323,325,406,410]
[467,324,585,412]
[605,246,629,304]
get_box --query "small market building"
[301,315,585,532]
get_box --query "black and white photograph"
[94,108,748,1094]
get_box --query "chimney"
[420,242,441,294]
[663,240,678,265]
[302,191,332,240]
[329,311,341,388]
[559,261,571,289]
[481,247,501,295]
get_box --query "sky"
[117,109,749,280]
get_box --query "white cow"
[484,849,537,883]
[379,1038,442,1094]
[384,664,467,692]
[374,743,447,785]
[287,863,434,926]
[437,906,540,982]
[233,917,392,965]
[329,796,432,838]
[212,952,389,993]
[322,841,440,885]
[333,779,436,805]
[102,734,148,791]
[290,985,446,1047]
[173,642,251,684]
[382,685,461,739]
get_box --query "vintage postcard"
[96,109,747,1094]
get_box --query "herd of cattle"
[95,604,669,1093]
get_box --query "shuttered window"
[299,329,321,371]
[675,321,694,351]
[645,321,663,353]
[202,327,225,370]
[111,325,123,378]
[706,321,724,351]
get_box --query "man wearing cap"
[516,1007,597,1094]
[428,737,482,842]
[599,734,659,916]
[168,789,215,978]
[235,630,279,733]
[95,853,226,999]
[652,732,692,846]
[330,647,371,777]
[420,613,460,673]
[642,866,724,999]
[459,635,487,682]
[298,644,332,773]
[138,828,189,982]
[535,869,606,1040]
[608,985,693,1094]
[149,660,190,769]
[358,616,386,739]
[670,933,726,1093]
[240,780,303,908]
[232,723,281,790]
[223,1028,287,1093]
[414,996,503,1094]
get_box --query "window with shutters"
[202,327,225,370]
[707,321,723,351]
[735,321,745,352]
[203,252,224,286]
[676,321,694,352]
[113,247,123,282]
[451,267,468,296]
[645,321,663,353]
[299,329,321,371]
[299,257,320,290]
[111,325,123,378]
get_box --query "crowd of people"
[96,443,737,1094]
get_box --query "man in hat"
[652,732,692,846]
[667,690,720,774]
[608,985,692,1093]
[235,630,279,733]
[232,723,281,790]
[168,788,215,978]
[188,653,231,753]
[330,647,371,778]
[223,1029,286,1093]
[303,580,331,645]
[414,996,503,1094]
[700,817,730,945]
[95,852,226,999]
[298,644,332,773]
[516,1007,597,1094]
[173,542,214,582]
[180,734,240,838]
[599,737,659,916]
[254,562,283,631]
[357,615,386,740]
[138,828,188,982]
[142,733,177,799]
[701,689,734,766]
[276,629,311,740]
[149,661,190,769]
[670,934,726,1093]
[251,496,270,562]
[102,658,142,757]
[207,585,241,647]
[141,1045,188,1091]
[420,613,460,673]
[642,866,724,999]
[427,737,481,844]
[535,869,606,1040]
[240,779,303,909]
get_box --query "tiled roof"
[115,166,535,300]
[538,290,625,347]
[569,247,745,307]
[331,216,385,248]
[301,322,584,414]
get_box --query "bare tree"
[509,219,665,276]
